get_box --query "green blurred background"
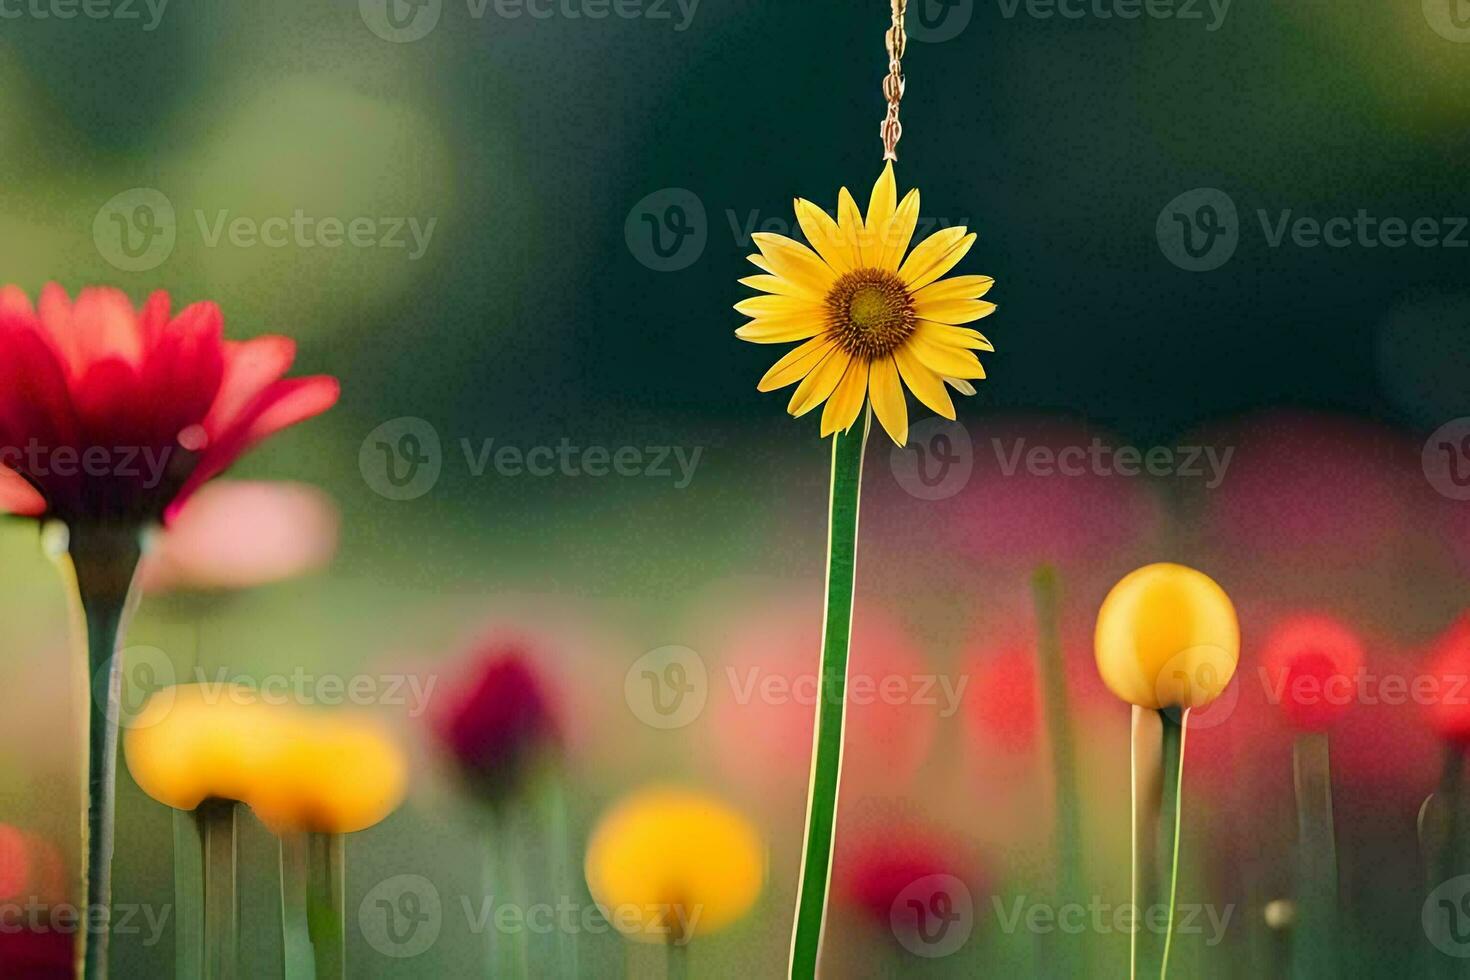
[1,0,1468,976]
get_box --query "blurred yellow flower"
[249,716,408,835]
[1094,562,1239,710]
[124,685,407,834]
[735,162,996,446]
[124,684,291,810]
[584,787,765,944]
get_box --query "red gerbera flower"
[0,283,338,524]
[1260,613,1366,732]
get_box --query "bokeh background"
[1,0,1469,976]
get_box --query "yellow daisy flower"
[735,162,996,445]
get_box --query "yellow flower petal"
[894,345,956,419]
[917,320,993,352]
[751,233,840,297]
[868,355,908,445]
[584,787,765,943]
[735,318,823,343]
[757,336,837,391]
[734,294,819,319]
[837,188,867,266]
[898,227,974,289]
[945,377,977,396]
[739,274,822,299]
[746,253,773,274]
[876,188,920,272]
[911,298,997,326]
[865,162,898,248]
[910,331,986,379]
[912,274,995,304]
[795,198,856,273]
[788,348,852,416]
[820,358,870,436]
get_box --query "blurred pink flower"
[140,480,338,592]
[836,821,982,942]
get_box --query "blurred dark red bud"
[432,644,561,803]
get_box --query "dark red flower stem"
[62,522,144,980]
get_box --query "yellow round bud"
[584,787,765,944]
[1094,563,1240,710]
[248,715,408,835]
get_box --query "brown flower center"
[825,268,915,359]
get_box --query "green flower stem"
[200,800,239,980]
[789,411,870,980]
[172,809,203,979]
[279,833,314,980]
[307,833,346,980]
[54,521,146,980]
[1157,709,1188,980]
[542,770,579,979]
[667,941,689,980]
[1130,707,1188,979]
[1430,747,1468,979]
[1031,566,1084,972]
[485,808,530,979]
[1291,732,1339,980]
[1031,567,1082,891]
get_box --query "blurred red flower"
[431,642,562,804]
[1260,613,1366,732]
[0,284,337,524]
[837,822,981,940]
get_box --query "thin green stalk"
[1130,706,1161,980]
[1157,709,1188,979]
[667,941,689,980]
[173,808,204,978]
[307,833,345,980]
[788,411,870,980]
[53,521,145,980]
[1032,566,1083,973]
[484,807,529,978]
[201,800,238,980]
[543,770,579,979]
[1291,732,1338,980]
[1432,747,1467,979]
[279,834,314,980]
[1031,567,1082,891]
